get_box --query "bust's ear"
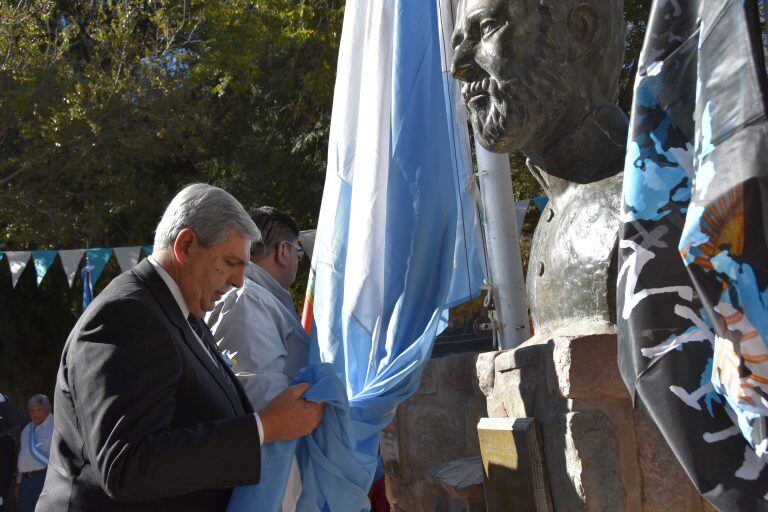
[567,3,598,54]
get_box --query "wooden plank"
[477,417,554,512]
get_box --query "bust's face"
[451,0,573,152]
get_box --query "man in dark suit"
[37,184,323,511]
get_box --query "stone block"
[485,385,508,418]
[465,396,487,453]
[495,368,531,419]
[400,404,459,477]
[494,341,542,373]
[551,334,629,400]
[565,410,626,512]
[443,353,478,394]
[633,408,705,512]
[417,360,439,395]
[476,351,499,397]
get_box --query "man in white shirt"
[208,206,310,512]
[15,395,53,512]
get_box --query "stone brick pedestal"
[478,334,714,512]
[382,352,488,512]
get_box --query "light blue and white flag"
[227,0,484,510]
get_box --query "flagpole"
[474,142,530,349]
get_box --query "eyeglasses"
[277,240,305,261]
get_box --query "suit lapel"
[132,259,246,415]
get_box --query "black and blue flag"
[618,0,768,509]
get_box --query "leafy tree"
[0,0,344,403]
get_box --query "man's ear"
[275,241,289,268]
[567,4,598,55]
[173,228,197,264]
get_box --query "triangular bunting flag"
[113,246,141,273]
[0,253,4,263]
[298,230,316,262]
[59,249,85,288]
[514,200,530,237]
[86,248,112,285]
[6,251,31,289]
[32,250,58,286]
[532,195,549,212]
[143,245,153,257]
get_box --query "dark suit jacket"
[37,259,261,511]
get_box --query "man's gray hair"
[153,184,261,253]
[28,394,50,410]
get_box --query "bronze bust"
[451,0,627,337]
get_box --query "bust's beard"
[471,60,570,153]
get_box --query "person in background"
[208,206,309,511]
[16,395,53,512]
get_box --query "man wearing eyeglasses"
[207,206,309,512]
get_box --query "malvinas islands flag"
[226,0,484,510]
[618,0,768,509]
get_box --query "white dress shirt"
[17,413,53,481]
[207,262,310,512]
[147,256,263,445]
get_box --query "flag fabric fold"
[228,0,484,510]
[618,0,768,508]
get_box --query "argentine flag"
[228,0,484,509]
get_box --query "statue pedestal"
[383,351,488,512]
[478,334,715,512]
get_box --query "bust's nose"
[451,37,476,82]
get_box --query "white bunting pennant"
[6,251,31,288]
[298,230,317,262]
[59,249,85,288]
[113,246,142,273]
[515,199,530,237]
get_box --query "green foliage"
[0,0,344,402]
[0,0,343,249]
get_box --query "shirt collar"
[148,255,190,320]
[245,262,295,311]
[35,413,53,431]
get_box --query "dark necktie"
[187,315,230,380]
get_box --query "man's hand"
[13,483,19,499]
[259,383,324,444]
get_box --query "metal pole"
[436,0,529,349]
[474,142,530,349]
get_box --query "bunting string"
[0,194,548,291]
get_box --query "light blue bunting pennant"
[86,248,112,285]
[532,195,549,212]
[143,245,153,256]
[32,250,58,286]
